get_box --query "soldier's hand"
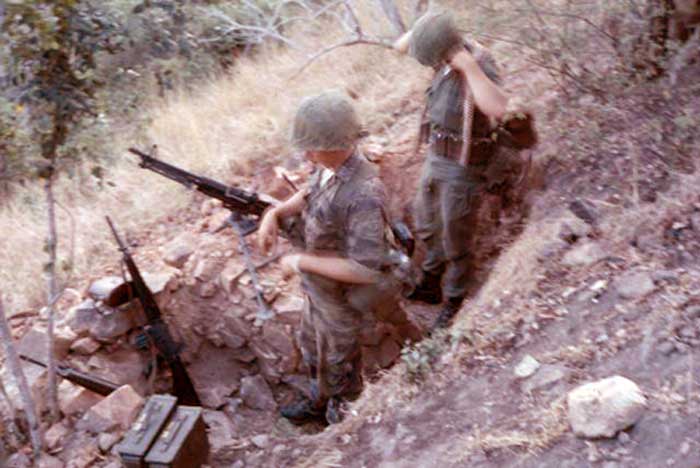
[280,253,303,278]
[258,209,279,255]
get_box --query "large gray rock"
[567,376,646,438]
[562,242,606,267]
[615,272,655,300]
[240,375,276,410]
[77,384,144,434]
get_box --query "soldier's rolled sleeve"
[345,196,387,271]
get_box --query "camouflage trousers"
[414,151,484,299]
[298,272,420,402]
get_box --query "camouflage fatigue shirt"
[302,152,389,273]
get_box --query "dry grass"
[0,1,430,313]
[453,398,569,459]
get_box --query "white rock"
[615,272,655,300]
[514,355,540,378]
[568,376,646,438]
[562,242,606,267]
[251,434,270,449]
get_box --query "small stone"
[690,212,700,231]
[37,455,63,468]
[58,380,103,416]
[90,308,136,343]
[569,199,598,225]
[615,272,655,300]
[562,242,606,267]
[686,305,700,319]
[194,258,220,281]
[251,434,270,449]
[272,444,287,454]
[274,294,305,314]
[220,260,246,295]
[54,325,78,359]
[163,235,195,269]
[98,433,120,453]
[652,270,678,283]
[44,422,70,451]
[199,282,218,298]
[669,393,685,404]
[514,354,540,378]
[679,326,696,339]
[680,441,691,455]
[240,375,276,411]
[595,333,609,344]
[568,376,646,439]
[70,337,101,355]
[617,431,630,445]
[658,341,676,356]
[523,365,568,393]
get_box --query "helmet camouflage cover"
[291,91,363,151]
[408,11,463,67]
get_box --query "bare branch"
[292,37,394,79]
[413,0,429,22]
[343,1,362,36]
[377,0,407,35]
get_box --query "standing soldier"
[257,91,420,425]
[395,11,537,329]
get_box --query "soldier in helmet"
[258,90,420,424]
[395,11,537,329]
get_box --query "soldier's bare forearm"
[272,188,307,218]
[298,254,380,284]
[449,50,508,119]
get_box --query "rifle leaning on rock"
[106,216,201,407]
[19,354,119,396]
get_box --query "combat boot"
[432,296,464,329]
[280,396,326,425]
[406,271,443,305]
[325,397,347,425]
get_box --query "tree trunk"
[0,296,42,458]
[44,173,60,422]
[377,0,407,35]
